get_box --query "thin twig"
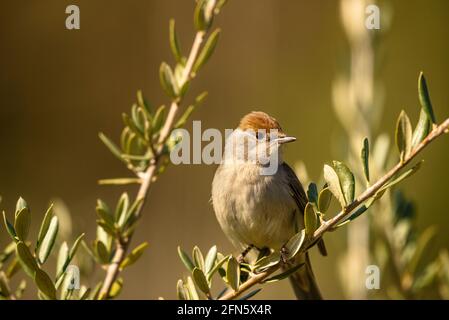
[98,27,211,299]
[219,117,449,300]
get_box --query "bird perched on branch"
[212,111,326,300]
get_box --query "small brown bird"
[212,111,324,299]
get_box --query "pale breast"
[211,163,298,250]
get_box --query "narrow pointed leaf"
[2,211,16,240]
[99,133,124,163]
[169,19,183,62]
[239,288,262,300]
[37,204,54,250]
[361,137,370,182]
[395,110,413,162]
[177,246,195,272]
[15,197,28,217]
[204,245,217,274]
[207,254,230,281]
[412,108,431,148]
[193,29,220,73]
[16,242,38,277]
[35,269,56,300]
[119,242,149,270]
[418,72,436,124]
[56,242,69,278]
[177,279,188,300]
[186,276,200,300]
[159,62,178,98]
[192,268,210,294]
[37,216,59,264]
[192,246,205,271]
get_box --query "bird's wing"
[282,163,328,256]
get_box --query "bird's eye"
[256,131,265,140]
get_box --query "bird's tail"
[286,252,322,300]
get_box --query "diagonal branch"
[219,117,449,300]
[98,17,215,299]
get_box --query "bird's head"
[223,111,296,170]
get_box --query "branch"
[98,12,216,299]
[219,117,449,300]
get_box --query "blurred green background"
[0,0,448,299]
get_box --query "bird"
[211,111,325,300]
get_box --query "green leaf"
[152,105,167,134]
[185,276,200,300]
[37,216,59,264]
[207,254,230,281]
[109,278,123,299]
[2,211,17,240]
[69,233,85,260]
[226,257,240,291]
[34,269,56,300]
[169,19,183,63]
[95,199,114,227]
[56,242,69,278]
[176,279,188,300]
[99,133,125,163]
[418,72,436,124]
[14,208,30,241]
[192,246,205,271]
[115,193,129,224]
[192,267,210,294]
[412,108,431,149]
[323,164,346,208]
[16,241,38,277]
[98,178,142,186]
[95,240,110,264]
[284,230,306,261]
[264,263,304,283]
[79,287,91,300]
[361,137,370,182]
[204,245,217,275]
[304,203,317,236]
[395,110,413,162]
[193,29,220,73]
[174,105,195,129]
[119,242,149,270]
[0,271,11,297]
[37,204,54,250]
[336,205,369,228]
[15,197,28,217]
[194,0,209,31]
[178,246,195,272]
[255,253,281,272]
[159,62,179,98]
[306,183,318,205]
[333,161,355,205]
[318,187,332,213]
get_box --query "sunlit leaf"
[204,245,217,275]
[412,109,431,149]
[226,257,239,291]
[192,246,205,271]
[177,246,195,272]
[193,29,220,73]
[192,268,210,294]
[333,161,355,205]
[318,187,332,213]
[304,203,317,236]
[159,62,179,98]
[284,230,306,261]
[323,164,346,208]
[37,216,59,264]
[395,110,413,162]
[119,242,149,270]
[361,137,370,182]
[34,269,56,300]
[418,72,436,124]
[16,242,38,277]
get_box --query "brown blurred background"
[0,0,448,299]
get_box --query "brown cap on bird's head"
[238,111,283,133]
[238,112,296,144]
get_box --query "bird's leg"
[237,244,255,263]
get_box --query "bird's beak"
[277,136,296,144]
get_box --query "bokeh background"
[1,0,448,299]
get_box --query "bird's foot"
[237,244,254,263]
